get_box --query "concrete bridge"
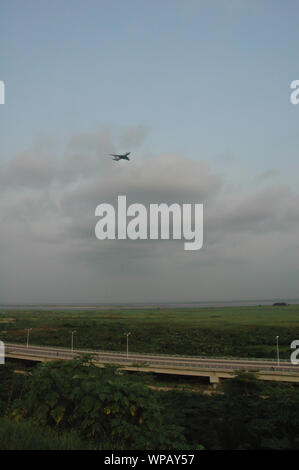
[4,342,299,385]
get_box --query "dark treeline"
[0,359,299,450]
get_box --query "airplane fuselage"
[112,153,130,161]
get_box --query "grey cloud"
[1,128,299,303]
[119,125,149,149]
[0,150,58,189]
[256,169,279,180]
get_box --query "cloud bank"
[1,127,298,303]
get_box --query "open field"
[0,305,299,359]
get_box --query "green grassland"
[1,304,299,359]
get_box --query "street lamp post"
[276,336,280,367]
[124,332,131,359]
[71,330,76,352]
[26,328,32,348]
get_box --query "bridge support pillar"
[209,374,220,387]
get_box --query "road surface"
[4,342,298,373]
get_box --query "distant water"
[1,299,299,310]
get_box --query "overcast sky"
[0,0,298,303]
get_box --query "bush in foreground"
[12,356,187,450]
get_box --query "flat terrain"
[0,305,298,359]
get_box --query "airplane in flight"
[109,152,131,161]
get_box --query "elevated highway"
[4,342,299,384]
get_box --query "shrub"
[12,356,186,449]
